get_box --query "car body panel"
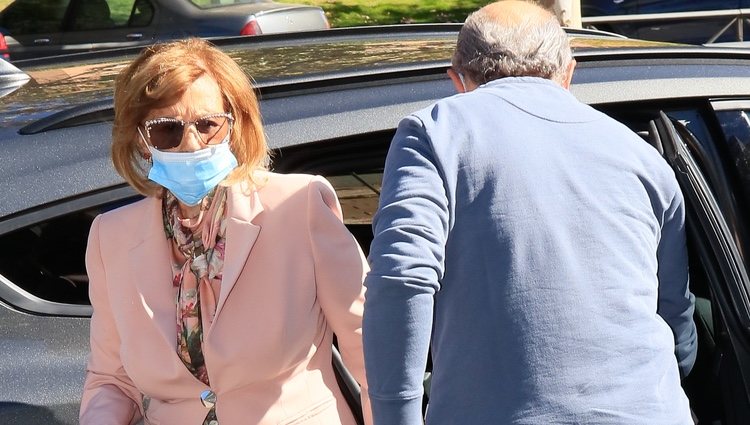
[0,300,89,423]
[0,57,30,97]
[3,41,750,219]
[0,27,680,131]
[250,6,329,34]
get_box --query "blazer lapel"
[212,183,263,324]
[131,197,178,351]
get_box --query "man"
[362,1,697,424]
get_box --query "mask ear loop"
[137,126,153,163]
[225,119,233,145]
[458,72,467,92]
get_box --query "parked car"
[582,0,750,44]
[0,0,329,61]
[2,25,750,424]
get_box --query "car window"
[0,196,139,307]
[0,0,70,35]
[70,0,142,31]
[715,107,750,214]
[0,213,93,305]
[129,0,154,27]
[716,108,750,181]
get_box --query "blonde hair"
[111,38,268,197]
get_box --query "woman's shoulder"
[95,196,157,228]
[241,171,336,211]
[253,171,333,195]
[257,170,317,185]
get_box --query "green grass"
[277,0,493,28]
[109,0,137,23]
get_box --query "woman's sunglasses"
[141,112,234,151]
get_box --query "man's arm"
[656,187,698,378]
[363,116,449,425]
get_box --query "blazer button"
[200,389,216,409]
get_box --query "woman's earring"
[141,152,152,163]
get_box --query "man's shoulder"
[412,77,605,128]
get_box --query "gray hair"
[452,7,573,85]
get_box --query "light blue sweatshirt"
[363,77,697,425]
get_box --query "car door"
[59,0,157,54]
[0,0,70,60]
[652,113,750,425]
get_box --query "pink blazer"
[80,173,372,425]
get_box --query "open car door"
[652,112,750,424]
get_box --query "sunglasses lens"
[144,114,231,150]
[148,121,184,150]
[196,116,229,144]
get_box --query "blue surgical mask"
[146,134,238,206]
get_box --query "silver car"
[0,0,329,60]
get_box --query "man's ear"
[561,59,576,90]
[447,68,467,93]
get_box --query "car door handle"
[126,33,143,40]
[33,38,50,45]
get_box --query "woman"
[80,38,372,425]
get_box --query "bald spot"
[480,0,555,27]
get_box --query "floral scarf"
[162,186,228,425]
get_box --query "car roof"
[0,24,683,130]
[3,24,750,223]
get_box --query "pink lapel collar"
[128,184,264,342]
[211,182,263,326]
[130,196,178,351]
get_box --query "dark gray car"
[2,26,750,424]
[0,0,329,60]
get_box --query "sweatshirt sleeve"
[80,215,143,425]
[656,186,698,378]
[363,116,449,425]
[307,176,373,425]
